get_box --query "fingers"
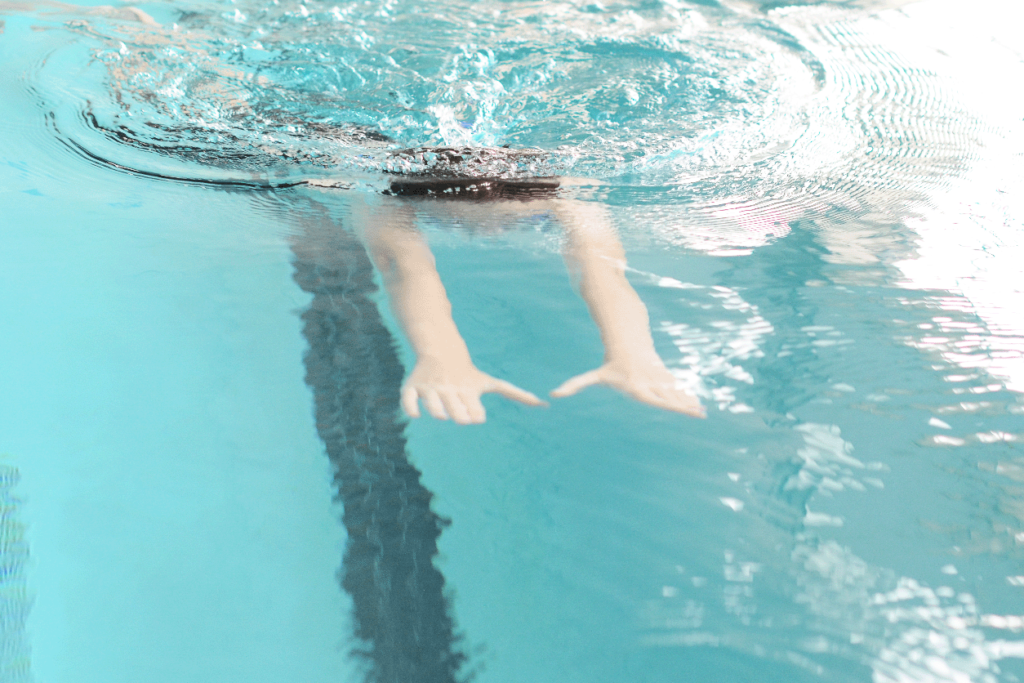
[401,385,487,424]
[550,368,707,418]
[401,368,546,425]
[439,391,474,425]
[550,370,602,398]
[674,393,706,419]
[401,385,421,419]
[405,377,705,421]
[489,379,548,407]
[423,390,449,421]
[644,386,707,418]
[462,391,487,424]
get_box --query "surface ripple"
[16,0,825,189]
[10,0,989,232]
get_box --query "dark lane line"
[0,464,30,683]
[290,206,468,683]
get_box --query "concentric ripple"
[15,0,989,260]
[4,0,991,260]
[20,0,830,189]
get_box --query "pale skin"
[2,0,705,422]
[353,193,705,425]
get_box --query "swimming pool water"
[2,0,1024,681]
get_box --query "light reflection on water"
[1,0,1023,681]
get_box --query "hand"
[402,358,547,425]
[551,358,706,418]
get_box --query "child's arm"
[550,199,705,417]
[354,198,545,425]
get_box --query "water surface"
[1,0,1023,681]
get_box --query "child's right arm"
[354,197,546,425]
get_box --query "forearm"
[557,201,660,364]
[356,202,472,365]
[576,257,660,364]
[380,246,472,364]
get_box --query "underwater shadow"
[289,205,468,683]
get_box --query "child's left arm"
[550,199,705,418]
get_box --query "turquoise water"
[2,0,1024,681]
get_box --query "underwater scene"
[1,0,1023,680]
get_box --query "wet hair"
[384,146,560,200]
[386,175,560,199]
